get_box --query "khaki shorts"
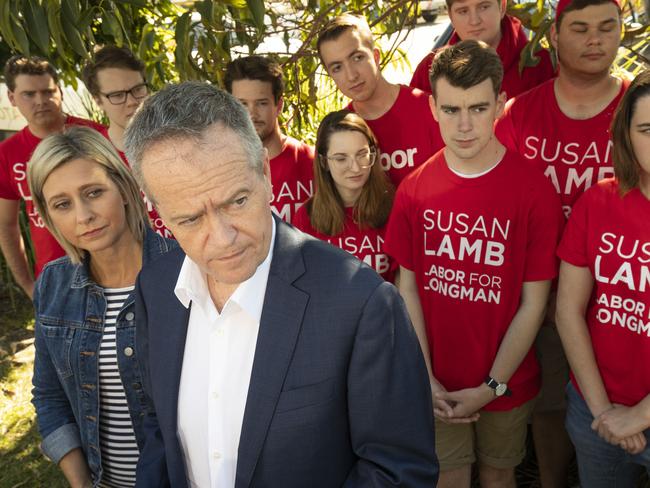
[534,321,570,413]
[435,397,537,471]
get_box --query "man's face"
[230,79,282,142]
[319,28,382,103]
[141,124,274,289]
[431,77,505,165]
[8,74,63,128]
[551,3,621,76]
[449,0,505,49]
[95,67,147,130]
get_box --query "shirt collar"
[174,218,276,322]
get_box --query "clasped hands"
[432,383,495,423]
[592,404,648,455]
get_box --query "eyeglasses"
[322,149,377,169]
[100,82,149,105]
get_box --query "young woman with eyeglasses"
[293,110,396,282]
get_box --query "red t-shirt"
[97,126,173,239]
[348,85,444,187]
[496,78,629,218]
[0,116,106,276]
[269,136,314,224]
[557,179,650,406]
[385,149,564,410]
[293,204,396,282]
[410,16,555,100]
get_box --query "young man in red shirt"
[385,40,564,488]
[225,55,314,224]
[496,0,626,485]
[0,56,105,298]
[317,14,444,187]
[82,45,171,238]
[410,0,555,100]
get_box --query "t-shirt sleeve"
[384,185,415,271]
[0,145,19,200]
[409,53,433,93]
[495,100,519,153]
[557,189,591,267]
[523,178,564,281]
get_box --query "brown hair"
[224,55,284,103]
[429,40,503,97]
[307,110,394,236]
[556,0,621,29]
[82,45,145,97]
[3,55,58,92]
[316,14,374,61]
[611,71,650,194]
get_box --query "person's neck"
[88,233,143,288]
[446,136,505,175]
[108,125,126,152]
[554,70,621,119]
[207,278,238,314]
[338,187,361,207]
[28,113,67,139]
[264,127,285,160]
[352,78,400,120]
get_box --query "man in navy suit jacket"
[124,81,438,487]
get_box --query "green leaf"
[23,0,51,55]
[9,0,31,55]
[60,5,88,58]
[246,0,265,30]
[46,0,67,58]
[0,0,20,52]
[103,10,124,45]
[115,0,147,7]
[62,0,80,23]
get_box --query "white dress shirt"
[175,220,276,488]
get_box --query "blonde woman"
[28,126,176,488]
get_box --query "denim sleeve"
[31,274,80,465]
[40,422,82,464]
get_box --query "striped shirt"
[98,286,138,488]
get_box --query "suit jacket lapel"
[235,218,308,488]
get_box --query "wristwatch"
[484,376,512,397]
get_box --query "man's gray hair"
[124,81,264,201]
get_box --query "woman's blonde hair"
[28,126,149,264]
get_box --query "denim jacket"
[31,229,177,484]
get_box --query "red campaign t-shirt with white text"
[293,204,396,282]
[496,78,629,218]
[0,116,106,276]
[557,179,650,407]
[269,136,314,224]
[98,126,173,239]
[385,150,564,410]
[348,85,444,187]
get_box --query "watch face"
[495,383,508,396]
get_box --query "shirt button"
[123,347,134,357]
[212,451,221,460]
[212,391,219,399]
[125,312,135,321]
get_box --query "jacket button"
[124,347,134,357]
[125,312,135,321]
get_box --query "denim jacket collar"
[70,228,174,289]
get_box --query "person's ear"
[428,94,439,123]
